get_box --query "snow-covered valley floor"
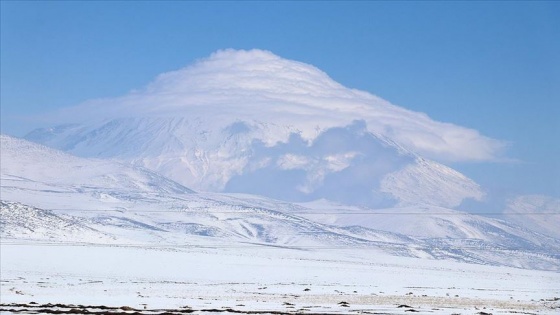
[1,242,559,314]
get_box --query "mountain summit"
[26,49,492,207]
[41,49,504,162]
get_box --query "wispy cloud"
[52,49,506,162]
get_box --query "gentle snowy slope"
[504,195,560,239]
[0,201,112,242]
[1,135,559,270]
[0,135,417,250]
[299,199,560,244]
[296,199,560,269]
[24,50,489,208]
[1,134,193,196]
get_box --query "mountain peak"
[147,48,345,99]
[53,49,505,163]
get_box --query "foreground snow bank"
[1,243,558,314]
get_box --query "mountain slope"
[0,201,112,242]
[0,135,417,249]
[1,135,558,270]
[503,195,560,239]
[1,134,194,196]
[298,199,560,246]
[23,49,497,208]
[296,199,560,269]
[26,119,485,208]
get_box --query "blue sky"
[1,1,559,201]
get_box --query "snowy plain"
[2,242,560,314]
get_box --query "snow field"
[1,243,559,314]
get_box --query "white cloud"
[52,48,506,162]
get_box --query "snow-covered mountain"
[25,49,489,208]
[1,135,558,270]
[3,50,557,270]
[1,134,193,197]
[0,135,415,248]
[27,118,484,208]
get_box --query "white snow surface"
[2,243,559,314]
[504,194,560,239]
[1,135,559,269]
[24,117,483,209]
[0,134,193,196]
[23,49,492,208]
[1,135,559,313]
[380,158,484,207]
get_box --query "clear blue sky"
[1,1,559,201]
